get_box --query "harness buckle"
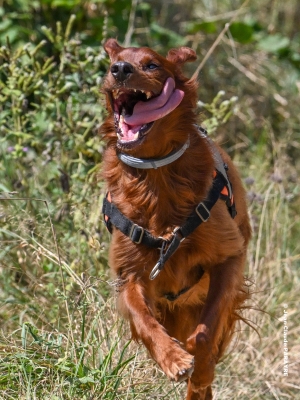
[195,202,210,222]
[129,224,144,244]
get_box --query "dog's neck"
[102,129,215,235]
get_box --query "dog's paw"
[176,361,194,382]
[169,352,194,383]
[158,343,194,382]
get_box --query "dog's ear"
[166,47,197,65]
[104,39,123,59]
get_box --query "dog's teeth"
[146,91,151,99]
[112,89,120,99]
[117,116,124,139]
[121,108,126,117]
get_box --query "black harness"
[102,129,236,280]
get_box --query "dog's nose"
[110,62,134,82]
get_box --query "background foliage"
[0,0,299,399]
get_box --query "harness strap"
[102,196,164,248]
[199,128,233,200]
[148,170,228,279]
[179,170,227,238]
[198,126,236,218]
[102,170,229,280]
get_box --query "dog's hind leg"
[186,254,247,391]
[186,381,213,400]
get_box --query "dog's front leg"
[186,255,245,391]
[118,279,194,382]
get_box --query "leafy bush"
[0,16,111,334]
[0,0,133,48]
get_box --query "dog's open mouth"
[112,88,155,144]
[109,77,184,145]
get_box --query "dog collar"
[117,137,190,169]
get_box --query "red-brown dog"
[100,39,251,400]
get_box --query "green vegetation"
[0,0,299,399]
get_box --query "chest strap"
[102,170,234,280]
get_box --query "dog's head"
[102,39,197,152]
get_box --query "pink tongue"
[119,117,142,141]
[124,77,184,126]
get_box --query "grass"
[213,171,300,399]
[1,132,299,399]
[0,197,184,399]
[0,284,184,399]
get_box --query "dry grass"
[1,140,299,399]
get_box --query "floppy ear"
[166,47,197,65]
[104,39,124,59]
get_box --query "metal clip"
[149,233,182,281]
[149,240,168,280]
[149,261,162,280]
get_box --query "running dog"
[101,39,251,400]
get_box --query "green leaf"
[137,2,151,12]
[150,23,186,47]
[291,52,300,62]
[0,20,12,32]
[185,21,217,34]
[229,22,253,44]
[6,131,34,140]
[257,34,290,53]
[51,0,81,8]
[78,376,95,384]
[0,182,10,191]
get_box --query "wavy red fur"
[100,39,252,400]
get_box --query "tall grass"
[1,99,299,400]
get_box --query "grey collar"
[117,138,190,169]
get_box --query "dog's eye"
[146,63,159,70]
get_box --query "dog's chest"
[154,263,208,304]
